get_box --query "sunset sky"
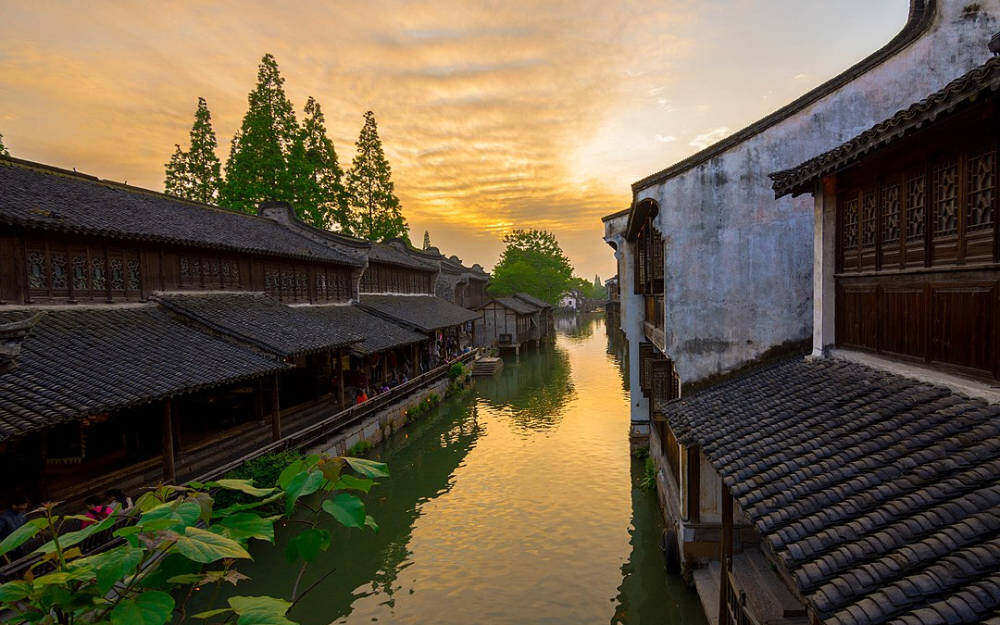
[0,0,909,279]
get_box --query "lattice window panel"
[881,183,900,243]
[966,149,995,231]
[861,190,878,247]
[126,255,141,291]
[906,174,926,241]
[933,159,959,236]
[90,257,106,291]
[109,256,125,291]
[27,249,46,289]
[72,252,88,291]
[843,198,859,249]
[221,259,239,288]
[203,257,221,286]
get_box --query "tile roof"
[771,56,1000,198]
[368,241,438,272]
[494,297,537,315]
[156,293,360,357]
[514,292,551,309]
[299,304,426,356]
[0,158,362,266]
[663,357,1000,625]
[360,295,477,332]
[0,305,286,442]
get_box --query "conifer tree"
[0,133,9,156]
[288,97,349,230]
[220,53,299,214]
[423,230,431,250]
[345,111,407,241]
[164,97,222,204]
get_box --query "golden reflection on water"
[239,314,704,625]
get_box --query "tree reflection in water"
[475,343,574,433]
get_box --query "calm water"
[239,314,705,625]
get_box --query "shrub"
[448,362,466,380]
[639,456,657,490]
[348,439,373,457]
[214,449,303,509]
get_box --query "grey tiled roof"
[0,305,287,441]
[156,293,360,357]
[494,297,536,315]
[664,358,1000,625]
[0,158,362,266]
[300,304,426,356]
[360,295,477,332]
[514,292,551,309]
[368,241,438,272]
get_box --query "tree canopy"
[164,97,222,204]
[345,111,407,241]
[220,53,299,214]
[289,97,349,229]
[488,229,574,304]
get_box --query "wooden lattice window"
[881,183,900,243]
[26,242,140,302]
[861,190,878,247]
[933,158,959,236]
[966,148,995,232]
[843,197,859,250]
[906,174,926,241]
[221,259,240,288]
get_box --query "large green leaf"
[321,493,365,528]
[0,518,46,559]
[0,580,31,603]
[284,528,330,563]
[110,590,174,625]
[332,474,374,493]
[33,514,116,555]
[214,513,276,542]
[173,527,251,563]
[276,461,306,489]
[193,608,233,619]
[71,544,143,594]
[213,492,283,518]
[208,479,276,497]
[282,470,325,515]
[228,595,294,625]
[343,457,389,478]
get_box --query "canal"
[239,313,706,625]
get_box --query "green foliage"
[164,97,223,204]
[221,53,300,214]
[448,362,467,380]
[0,453,387,625]
[639,456,657,490]
[288,97,349,230]
[488,229,573,304]
[569,276,607,301]
[347,439,373,458]
[630,446,650,459]
[345,111,407,241]
[215,450,302,509]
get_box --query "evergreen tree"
[220,53,299,214]
[488,229,574,304]
[423,230,431,250]
[345,111,407,241]
[164,97,222,204]
[0,133,8,156]
[289,97,349,230]
[594,274,601,288]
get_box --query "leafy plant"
[639,456,657,490]
[0,453,387,625]
[447,362,466,381]
[347,439,373,458]
[214,449,303,509]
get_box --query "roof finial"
[990,31,1000,56]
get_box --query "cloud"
[689,126,732,150]
[655,134,677,143]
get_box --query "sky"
[0,0,910,280]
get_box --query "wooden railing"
[724,567,763,625]
[0,350,478,581]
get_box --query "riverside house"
[604,1,1000,623]
[0,155,485,521]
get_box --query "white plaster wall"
[605,215,650,425]
[635,1,1000,384]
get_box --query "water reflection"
[238,312,703,625]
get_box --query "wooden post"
[686,445,701,523]
[271,374,281,441]
[254,378,265,424]
[719,485,734,625]
[337,348,346,408]
[161,400,176,482]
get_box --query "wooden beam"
[254,378,265,423]
[720,485,734,625]
[337,348,346,408]
[161,400,176,483]
[271,374,281,441]
[686,445,700,523]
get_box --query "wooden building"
[513,292,554,340]
[474,297,539,355]
[0,156,483,521]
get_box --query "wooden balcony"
[644,295,665,352]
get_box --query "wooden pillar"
[686,445,701,523]
[271,374,281,441]
[254,378,265,424]
[337,348,346,408]
[411,343,418,375]
[719,485,734,625]
[161,400,176,482]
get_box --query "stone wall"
[634,0,1000,384]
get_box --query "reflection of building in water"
[555,313,578,334]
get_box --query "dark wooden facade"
[359,260,435,295]
[832,102,1000,380]
[0,233,355,305]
